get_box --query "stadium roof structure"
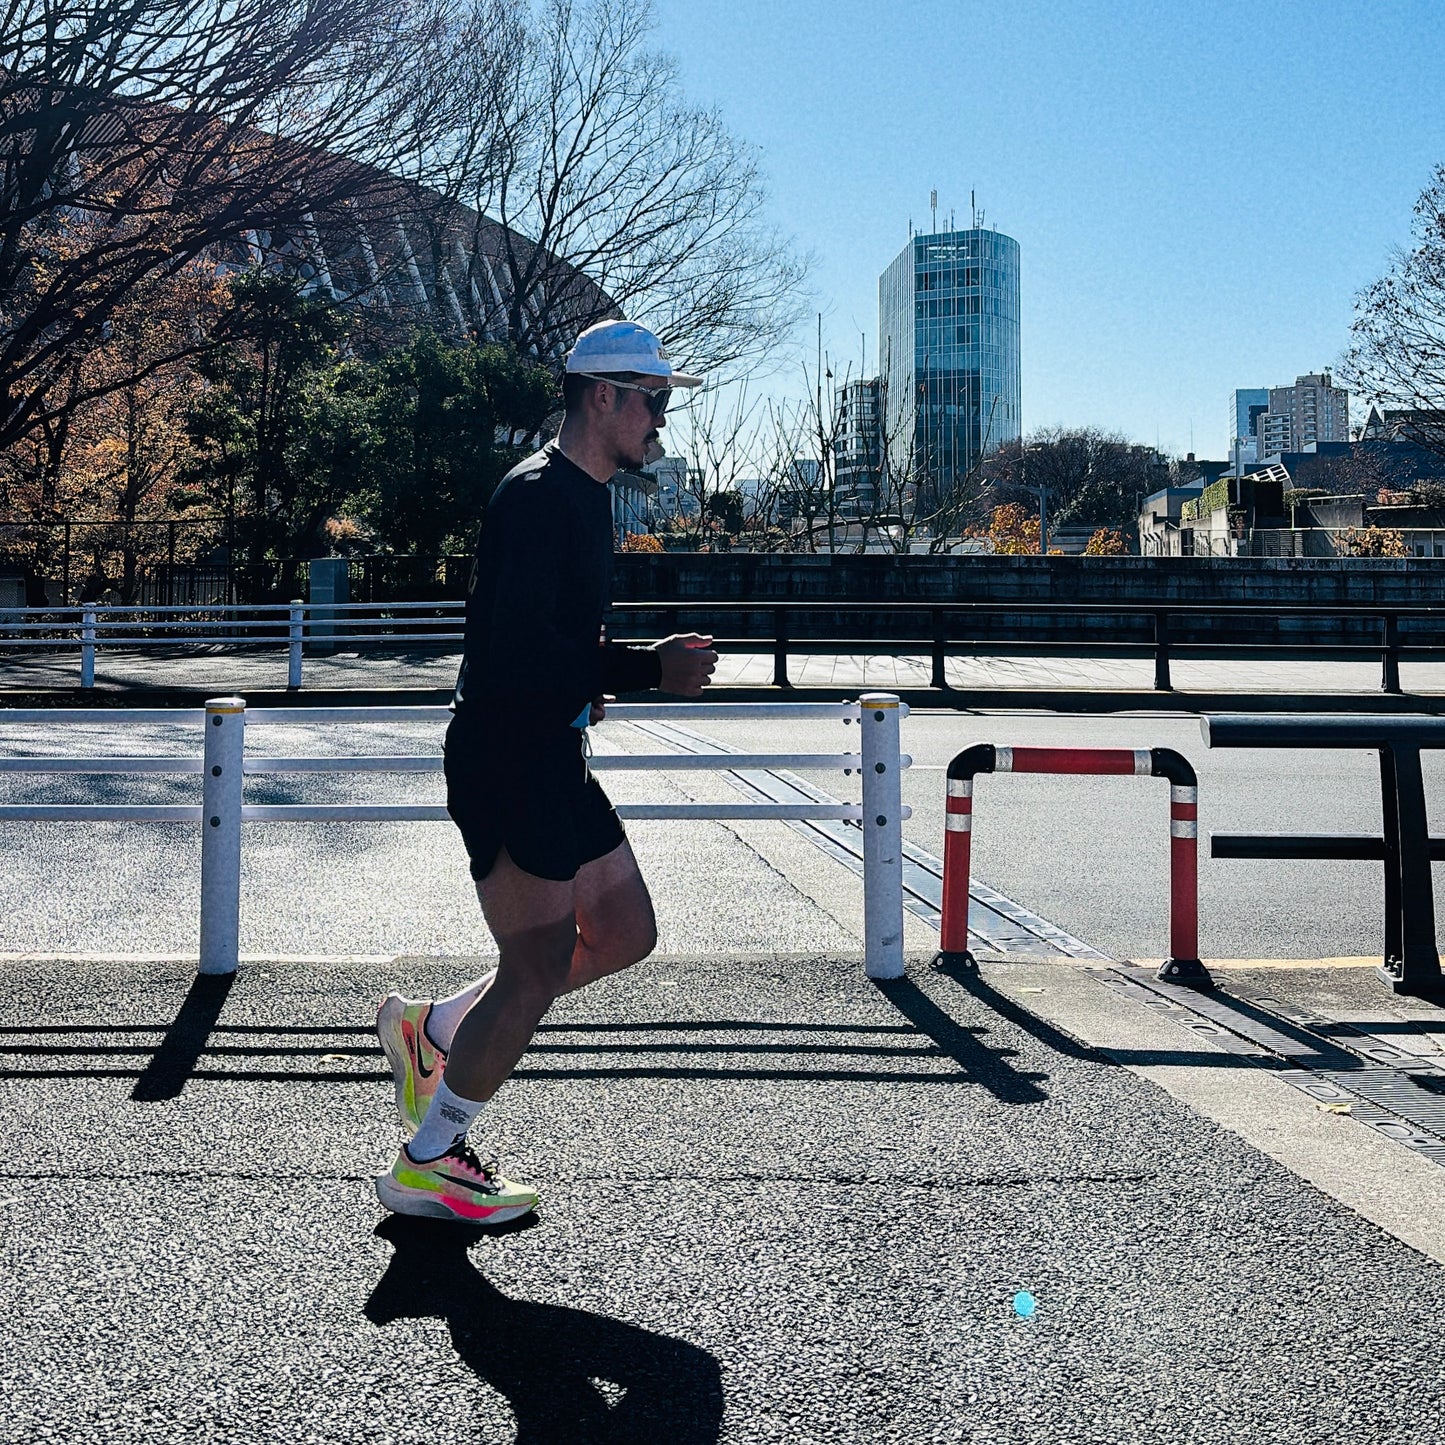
[47,92,617,369]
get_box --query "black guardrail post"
[1379,743,1441,992]
[1153,611,1172,692]
[1202,713,1445,996]
[931,609,948,691]
[772,606,791,689]
[1381,613,1402,695]
[1380,747,1403,968]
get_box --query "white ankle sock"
[424,971,497,1052]
[407,1079,486,1162]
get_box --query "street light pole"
[1020,443,1048,554]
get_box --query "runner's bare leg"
[441,841,656,1101]
[561,839,656,992]
[428,838,654,1056]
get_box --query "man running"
[374,320,717,1223]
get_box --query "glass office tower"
[878,226,1020,513]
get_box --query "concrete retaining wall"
[611,554,1445,607]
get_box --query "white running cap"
[564,320,703,388]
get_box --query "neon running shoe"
[376,993,446,1137]
[374,1140,538,1223]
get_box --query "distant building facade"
[1267,373,1350,451]
[878,225,1021,514]
[1144,438,1445,557]
[1231,374,1350,473]
[1229,388,1268,470]
[610,470,655,544]
[643,454,696,523]
[1138,483,1207,557]
[833,376,883,517]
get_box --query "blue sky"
[652,0,1445,458]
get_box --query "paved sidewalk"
[7,951,1445,1443]
[5,641,1445,700]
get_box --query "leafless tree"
[0,0,458,455]
[1342,164,1445,457]
[648,380,795,551]
[452,0,808,375]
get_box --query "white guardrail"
[0,695,911,978]
[0,601,462,687]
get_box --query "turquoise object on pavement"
[1012,1291,1037,1318]
[570,703,591,728]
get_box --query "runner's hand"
[589,695,611,725]
[654,633,717,697]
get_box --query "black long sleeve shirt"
[451,443,662,739]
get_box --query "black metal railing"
[608,600,1445,694]
[1204,713,1445,995]
[3,597,1445,696]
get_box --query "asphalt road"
[0,707,1436,963]
[10,704,1445,1442]
[9,953,1445,1445]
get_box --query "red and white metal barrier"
[938,743,1208,987]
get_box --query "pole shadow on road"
[131,972,235,1100]
[0,972,1076,1100]
[932,955,1108,1066]
[511,1015,1000,1085]
[0,1000,988,1090]
[365,1215,724,1444]
[930,954,1281,1072]
[872,974,1050,1103]
[0,974,389,1093]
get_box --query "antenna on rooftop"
[971,190,976,228]
[930,189,937,234]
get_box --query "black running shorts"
[443,715,625,883]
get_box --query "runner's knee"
[496,919,577,1004]
[622,912,657,965]
[582,899,656,970]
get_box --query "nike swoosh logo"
[402,1018,439,1080]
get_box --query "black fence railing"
[0,538,474,607]
[3,596,1445,695]
[605,600,1445,693]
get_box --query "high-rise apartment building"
[1265,373,1350,452]
[1229,374,1350,471]
[878,224,1021,512]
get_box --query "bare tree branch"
[0,0,465,452]
[1342,164,1445,457]
[455,0,808,377]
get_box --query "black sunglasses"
[577,373,672,418]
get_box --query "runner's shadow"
[365,1216,724,1444]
